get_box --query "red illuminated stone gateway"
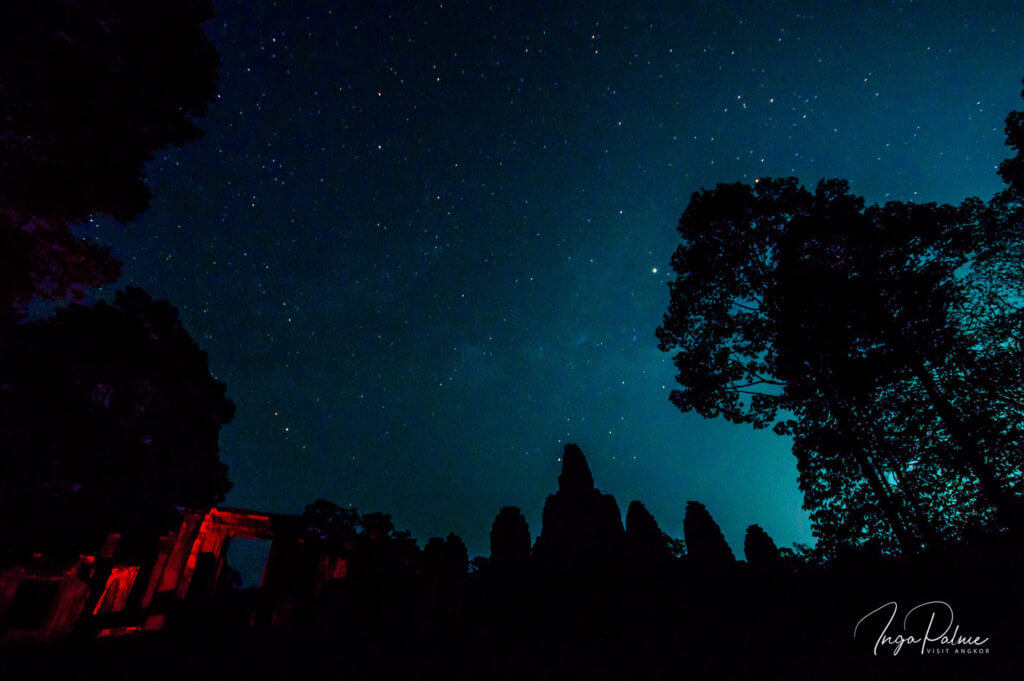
[0,507,330,642]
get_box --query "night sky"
[85,1,1024,559]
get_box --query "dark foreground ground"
[3,544,1022,681]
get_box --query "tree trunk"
[905,354,1011,514]
[876,308,1014,522]
[827,392,921,556]
[879,447,942,550]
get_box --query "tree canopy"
[0,0,219,317]
[658,79,1024,558]
[0,287,234,562]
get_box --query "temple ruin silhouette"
[0,444,706,644]
[0,507,313,642]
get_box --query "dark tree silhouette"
[302,499,360,551]
[657,82,1024,558]
[771,192,1001,553]
[657,166,1024,555]
[0,0,219,316]
[683,501,734,567]
[0,287,233,563]
[665,534,687,560]
[489,506,531,568]
[743,524,780,568]
[0,219,121,324]
[999,78,1024,196]
[298,504,420,581]
[347,512,421,580]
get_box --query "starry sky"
[87,1,1024,559]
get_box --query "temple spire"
[558,443,595,494]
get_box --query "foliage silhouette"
[999,78,1024,196]
[657,83,1024,556]
[0,287,233,564]
[0,0,219,316]
[301,499,360,551]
